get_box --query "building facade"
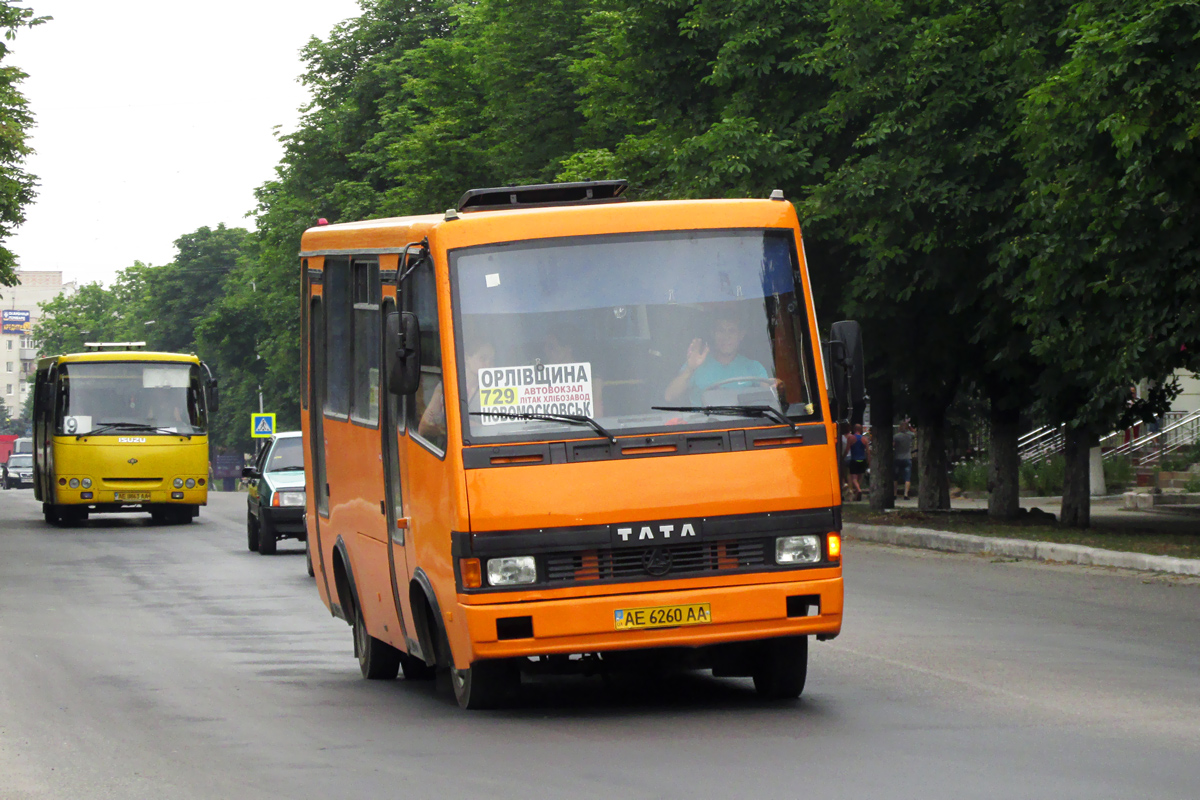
[1,271,75,418]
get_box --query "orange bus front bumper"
[460,575,842,663]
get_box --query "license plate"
[114,492,150,502]
[614,602,711,631]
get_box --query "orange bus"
[300,181,863,708]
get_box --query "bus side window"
[406,256,446,453]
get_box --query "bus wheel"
[43,504,60,526]
[304,536,315,577]
[257,515,277,555]
[173,507,194,524]
[451,658,520,710]
[752,636,808,700]
[354,607,400,680]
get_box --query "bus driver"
[664,315,769,405]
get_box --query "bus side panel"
[330,419,404,644]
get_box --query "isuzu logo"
[118,437,147,444]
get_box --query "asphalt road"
[1,491,1198,800]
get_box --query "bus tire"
[752,636,808,700]
[305,535,315,577]
[354,606,400,680]
[173,506,194,524]
[257,515,277,555]
[451,658,520,710]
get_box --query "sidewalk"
[844,494,1200,576]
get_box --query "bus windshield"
[452,229,818,443]
[56,362,207,436]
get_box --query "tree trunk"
[1061,427,1091,528]
[916,406,951,511]
[868,376,894,511]
[988,404,1020,519]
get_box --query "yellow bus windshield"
[57,361,207,436]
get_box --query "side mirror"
[201,362,219,413]
[386,311,422,396]
[241,466,257,480]
[827,320,865,423]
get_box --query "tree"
[0,2,45,286]
[1014,0,1200,526]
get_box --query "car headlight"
[69,478,80,489]
[486,556,537,586]
[776,534,822,564]
[185,478,196,489]
[81,478,92,488]
[275,490,305,507]
[173,478,184,488]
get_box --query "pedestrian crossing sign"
[251,413,276,438]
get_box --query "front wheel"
[304,535,315,577]
[752,636,808,700]
[451,659,520,710]
[246,511,259,552]
[257,514,277,555]
[354,607,400,680]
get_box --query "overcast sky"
[8,0,363,286]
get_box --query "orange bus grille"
[545,539,766,585]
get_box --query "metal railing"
[1018,425,1063,462]
[1103,409,1200,465]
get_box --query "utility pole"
[252,279,263,413]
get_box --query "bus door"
[381,297,415,645]
[308,292,333,603]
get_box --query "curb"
[843,522,1200,577]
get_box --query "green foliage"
[0,2,46,286]
[1103,455,1135,492]
[1020,455,1066,497]
[1184,475,1200,493]
[950,460,988,493]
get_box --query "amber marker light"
[827,532,842,561]
[461,558,482,589]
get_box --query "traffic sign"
[251,413,276,438]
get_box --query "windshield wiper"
[468,411,617,444]
[652,405,798,435]
[78,422,193,440]
[270,466,306,472]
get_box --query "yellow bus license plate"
[114,492,150,502]
[615,603,711,631]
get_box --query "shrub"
[1020,455,1065,496]
[951,460,988,492]
[1185,476,1200,493]
[1103,455,1135,493]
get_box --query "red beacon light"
[317,218,329,226]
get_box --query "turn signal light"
[460,558,482,589]
[827,532,842,560]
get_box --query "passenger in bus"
[663,315,769,405]
[417,340,496,443]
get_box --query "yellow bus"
[302,181,863,708]
[33,345,219,526]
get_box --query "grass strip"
[843,506,1200,560]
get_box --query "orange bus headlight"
[828,532,842,560]
[460,558,482,589]
[486,556,537,586]
[776,535,821,564]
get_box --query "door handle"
[380,500,386,515]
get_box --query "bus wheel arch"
[330,537,356,626]
[409,570,447,670]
